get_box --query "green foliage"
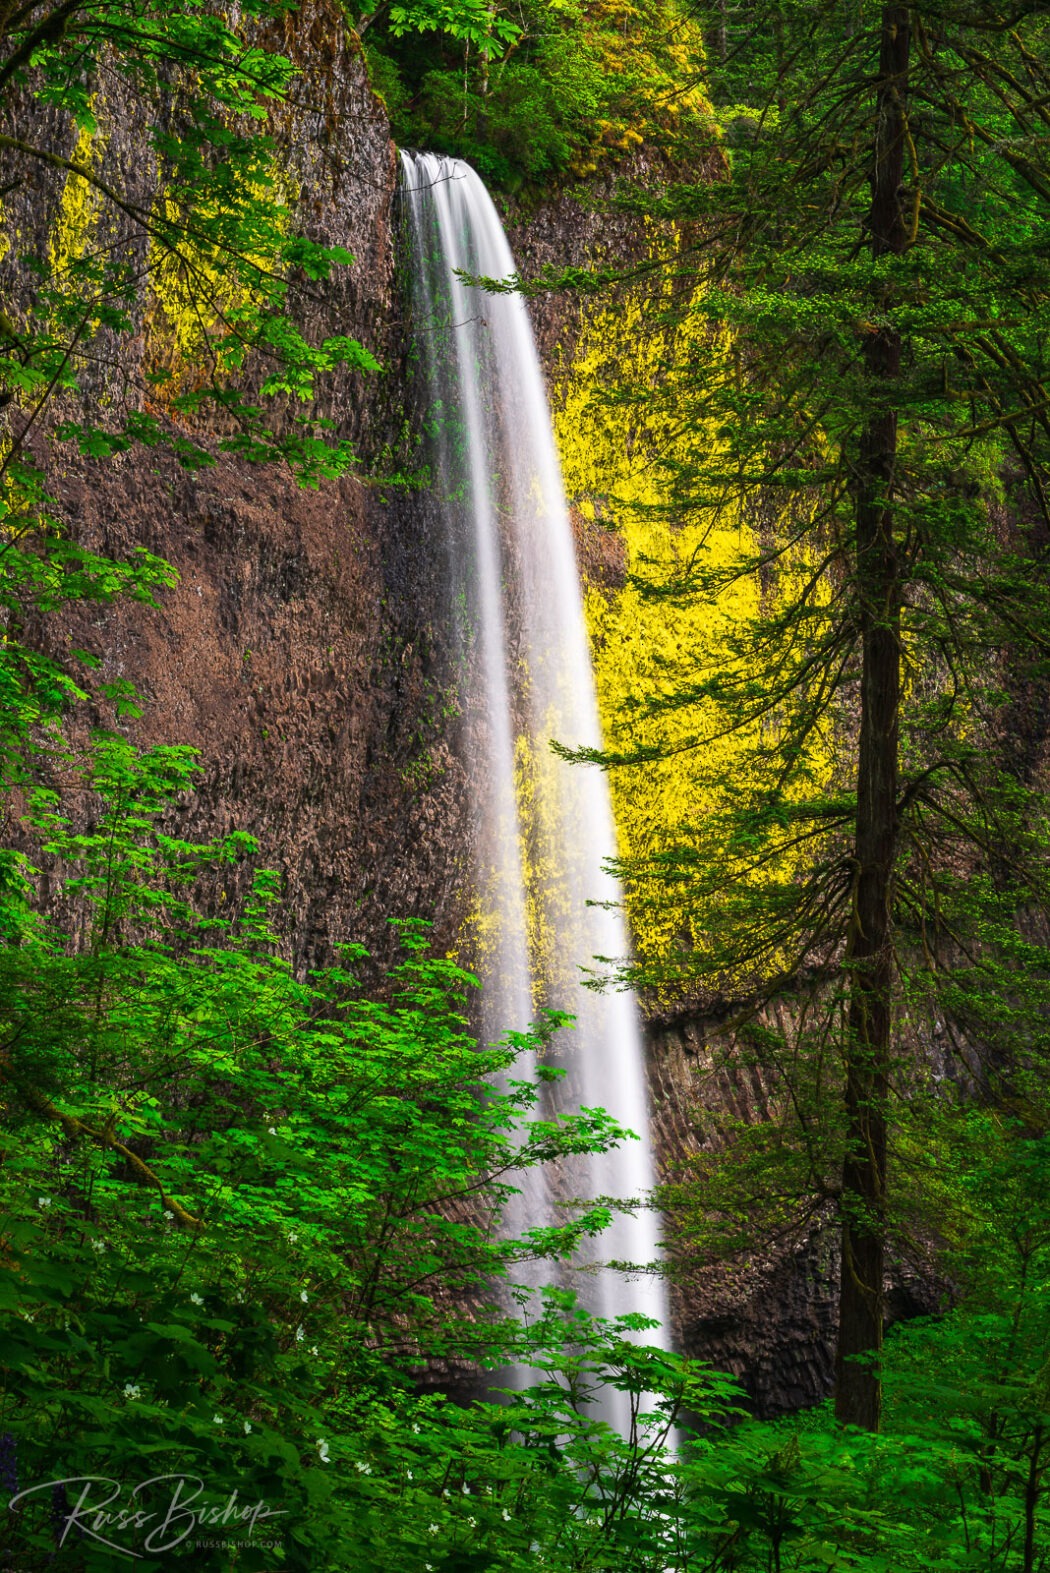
[385,0,522,49]
[5,736,1047,1568]
[0,0,380,832]
[542,0,1050,1424]
[363,0,712,191]
[557,0,1050,1007]
[0,472,176,789]
[0,734,681,1567]
[3,2,1050,1563]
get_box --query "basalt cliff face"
[5,12,874,1415]
[3,9,471,977]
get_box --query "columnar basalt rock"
[645,1012,943,1414]
[3,8,471,975]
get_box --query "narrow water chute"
[399,151,671,1400]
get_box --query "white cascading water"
[400,152,671,1419]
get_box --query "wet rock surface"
[647,1012,945,1415]
[41,447,467,975]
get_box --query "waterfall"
[400,152,671,1411]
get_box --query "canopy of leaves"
[362,0,713,190]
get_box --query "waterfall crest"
[400,151,670,1371]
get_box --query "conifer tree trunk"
[834,1,910,1431]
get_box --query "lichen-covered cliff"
[2,9,477,977]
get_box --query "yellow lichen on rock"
[555,283,833,993]
[144,163,299,398]
[49,123,102,279]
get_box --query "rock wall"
[646,1012,943,1414]
[2,5,470,974]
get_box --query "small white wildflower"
[316,1439,330,1464]
[189,1292,204,1307]
[90,1239,106,1254]
[295,1325,304,1343]
[38,1197,52,1209]
[288,1232,298,1244]
[461,1484,469,1495]
[123,1384,141,1400]
[163,1209,174,1221]
[354,1461,372,1475]
[466,1516,477,1529]
[428,1525,440,1536]
[267,1126,277,1136]
[406,1470,413,1481]
[309,1345,319,1357]
[213,1414,223,1425]
[411,1424,421,1435]
[244,1421,252,1435]
[299,1289,308,1303]
[502,1509,511,1522]
[235,1292,245,1304]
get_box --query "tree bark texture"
[834,2,910,1431]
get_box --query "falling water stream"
[400,152,671,1423]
